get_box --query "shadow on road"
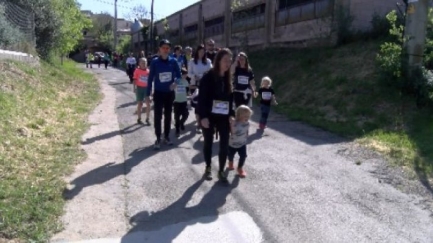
[63,145,168,200]
[81,124,143,145]
[248,105,347,146]
[121,176,240,243]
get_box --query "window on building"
[184,24,198,41]
[276,0,334,26]
[204,16,224,37]
[231,3,266,33]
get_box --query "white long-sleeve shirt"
[126,57,137,65]
[188,58,212,86]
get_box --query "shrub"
[0,4,24,50]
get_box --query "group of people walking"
[129,38,278,183]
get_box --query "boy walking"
[174,68,190,137]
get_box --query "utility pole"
[150,0,154,52]
[404,0,429,71]
[114,0,118,52]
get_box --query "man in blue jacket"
[147,39,181,149]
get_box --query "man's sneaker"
[204,166,212,180]
[180,123,185,131]
[218,171,229,183]
[237,168,247,178]
[145,118,151,125]
[154,140,161,150]
[137,118,143,124]
[163,137,173,145]
[227,161,235,170]
[175,131,180,138]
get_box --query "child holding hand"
[227,105,253,178]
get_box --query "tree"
[88,12,114,50]
[124,4,148,22]
[13,0,91,61]
[52,0,92,64]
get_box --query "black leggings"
[153,91,175,139]
[173,102,189,131]
[202,116,230,172]
[234,92,251,108]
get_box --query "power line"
[86,0,166,19]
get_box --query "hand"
[229,116,235,125]
[170,82,177,91]
[201,118,209,129]
[254,92,258,98]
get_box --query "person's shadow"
[63,145,159,200]
[120,176,240,243]
[81,124,143,145]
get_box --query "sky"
[77,0,200,21]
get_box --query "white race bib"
[262,92,272,100]
[159,72,172,83]
[212,100,229,115]
[176,85,186,93]
[138,75,148,84]
[238,76,249,85]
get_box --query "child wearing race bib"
[133,58,151,125]
[174,68,190,137]
[227,105,253,178]
[257,76,278,130]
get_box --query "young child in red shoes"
[227,105,253,178]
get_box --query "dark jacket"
[197,70,235,120]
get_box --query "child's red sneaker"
[237,168,246,178]
[227,161,235,170]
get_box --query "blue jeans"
[260,104,271,125]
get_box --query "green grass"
[0,60,100,242]
[249,39,433,180]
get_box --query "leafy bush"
[377,10,433,108]
[0,4,24,49]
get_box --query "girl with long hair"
[197,48,235,183]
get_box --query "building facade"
[151,0,400,50]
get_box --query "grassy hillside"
[0,60,100,242]
[249,40,433,181]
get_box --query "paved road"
[68,67,433,243]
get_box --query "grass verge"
[0,60,100,242]
[249,39,433,181]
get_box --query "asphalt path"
[67,66,433,243]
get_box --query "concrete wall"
[148,0,399,50]
[349,0,401,31]
[0,49,39,64]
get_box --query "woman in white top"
[188,44,212,133]
[126,53,137,83]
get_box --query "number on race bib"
[261,92,272,100]
[211,100,229,115]
[238,76,249,85]
[159,72,172,83]
[138,75,148,84]
[176,85,186,93]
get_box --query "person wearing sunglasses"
[147,39,182,150]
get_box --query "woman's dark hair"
[193,44,207,65]
[212,48,233,94]
[237,52,252,71]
